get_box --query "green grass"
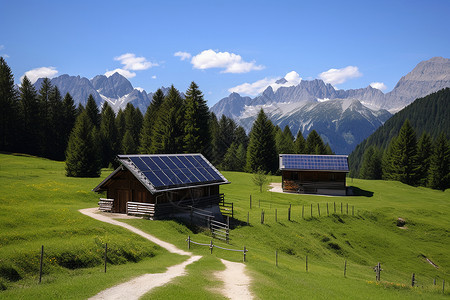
[0,153,449,299]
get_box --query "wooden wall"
[281,170,347,195]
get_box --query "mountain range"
[211,57,450,154]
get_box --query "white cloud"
[174,51,192,61]
[151,75,157,79]
[370,82,387,91]
[191,49,264,73]
[21,66,58,84]
[105,68,136,78]
[319,66,362,85]
[228,71,302,96]
[114,53,157,71]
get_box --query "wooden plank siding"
[282,170,347,195]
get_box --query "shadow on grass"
[348,186,374,197]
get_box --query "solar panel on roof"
[280,154,349,172]
[122,154,226,190]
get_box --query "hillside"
[348,88,450,176]
[1,153,449,299]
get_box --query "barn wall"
[282,170,347,195]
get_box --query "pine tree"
[359,145,382,179]
[116,108,126,149]
[221,142,239,171]
[122,129,137,154]
[18,76,40,155]
[207,112,220,163]
[276,125,295,154]
[183,82,210,154]
[385,119,419,185]
[236,143,247,172]
[234,126,249,148]
[139,89,165,153]
[65,110,101,177]
[151,85,185,153]
[47,86,64,160]
[61,93,77,155]
[123,103,142,150]
[100,102,118,167]
[428,132,450,191]
[305,130,326,154]
[294,129,306,154]
[246,109,278,173]
[212,115,236,164]
[0,57,19,152]
[416,132,433,186]
[37,78,52,156]
[85,95,100,128]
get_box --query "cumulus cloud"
[370,82,387,91]
[105,68,136,78]
[174,51,192,61]
[21,66,58,84]
[151,75,157,79]
[114,53,157,70]
[228,71,302,96]
[191,49,264,73]
[319,66,362,85]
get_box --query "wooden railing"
[209,219,230,243]
[127,202,155,217]
[219,197,234,218]
[98,198,114,212]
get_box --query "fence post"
[39,245,44,283]
[261,210,264,224]
[347,203,349,215]
[227,216,230,228]
[310,204,313,217]
[259,199,260,208]
[210,240,213,254]
[250,195,252,209]
[434,278,436,285]
[188,235,191,249]
[334,202,336,213]
[243,246,247,262]
[306,255,308,272]
[275,208,277,222]
[302,205,304,219]
[411,273,415,287]
[443,280,445,294]
[288,205,291,221]
[247,211,249,226]
[318,203,320,217]
[352,206,354,216]
[327,203,329,216]
[232,203,234,219]
[344,259,347,277]
[276,250,278,267]
[341,202,343,215]
[104,243,108,273]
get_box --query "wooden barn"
[93,154,230,219]
[279,154,349,196]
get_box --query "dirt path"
[80,208,253,299]
[215,259,253,300]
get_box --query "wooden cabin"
[279,154,349,196]
[93,154,230,219]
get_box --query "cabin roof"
[279,154,349,172]
[93,154,230,194]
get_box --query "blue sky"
[1,0,449,107]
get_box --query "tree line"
[0,56,332,178]
[359,119,449,191]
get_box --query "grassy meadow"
[0,153,449,299]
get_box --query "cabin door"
[116,189,130,213]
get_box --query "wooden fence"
[186,236,247,262]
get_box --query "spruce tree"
[47,86,64,160]
[18,76,40,155]
[276,125,295,154]
[37,78,52,156]
[428,133,450,190]
[151,85,185,153]
[416,132,433,186]
[123,103,142,150]
[221,142,239,171]
[122,129,137,154]
[359,145,382,179]
[183,82,210,154]
[139,89,165,153]
[236,143,247,172]
[61,93,77,155]
[85,95,100,128]
[116,108,126,149]
[386,119,419,185]
[246,109,278,173]
[207,112,220,163]
[234,126,249,148]
[212,115,236,163]
[305,130,326,154]
[0,57,19,152]
[100,102,118,167]
[294,129,306,154]
[65,110,101,177]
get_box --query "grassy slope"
[0,153,186,299]
[0,154,449,299]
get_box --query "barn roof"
[279,154,349,172]
[93,154,229,194]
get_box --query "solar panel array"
[280,155,349,171]
[123,154,225,189]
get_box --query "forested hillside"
[349,88,450,177]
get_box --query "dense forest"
[349,88,450,176]
[0,57,332,178]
